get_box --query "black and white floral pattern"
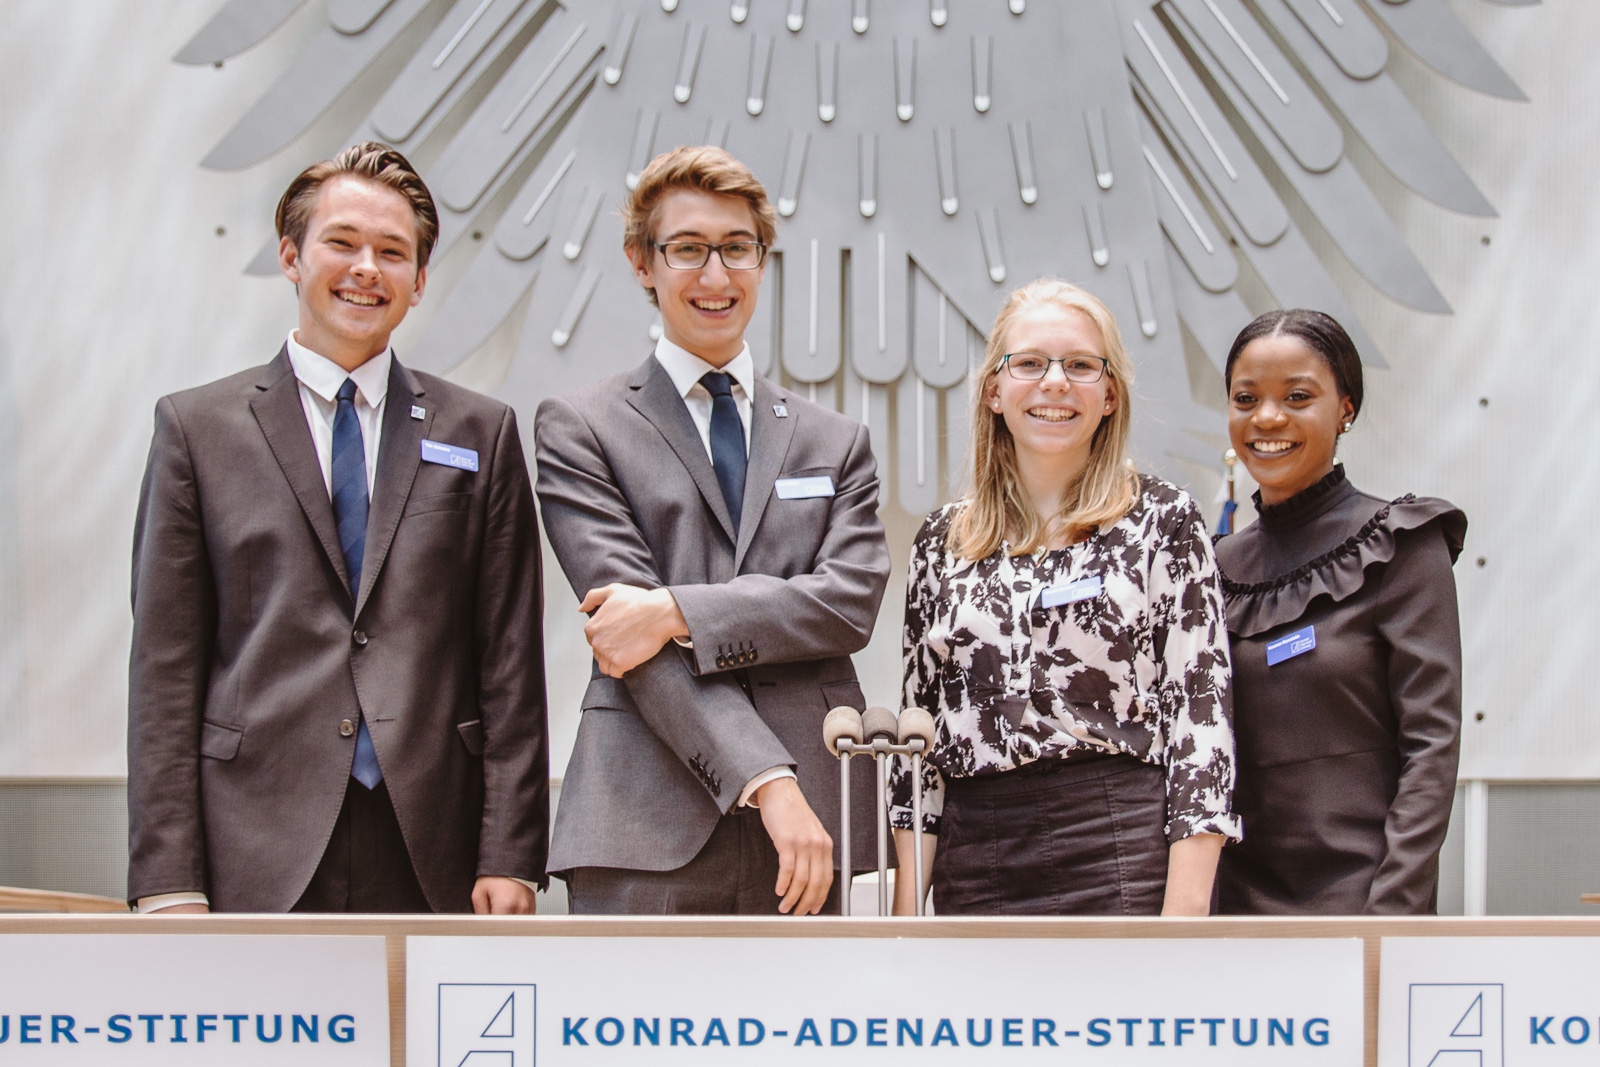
[889,476,1241,842]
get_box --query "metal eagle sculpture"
[177,0,1530,513]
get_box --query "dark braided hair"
[1224,309,1364,421]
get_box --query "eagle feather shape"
[181,0,1528,514]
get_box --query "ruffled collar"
[1220,494,1468,638]
[1252,464,1355,532]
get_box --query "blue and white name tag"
[775,475,835,500]
[421,439,479,472]
[1265,625,1316,666]
[1039,575,1102,609]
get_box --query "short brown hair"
[275,142,439,267]
[621,146,777,305]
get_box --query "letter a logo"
[438,984,537,1066]
[1408,984,1503,1067]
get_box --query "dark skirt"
[931,754,1168,916]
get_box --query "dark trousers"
[292,777,433,913]
[932,754,1169,916]
[567,807,844,915]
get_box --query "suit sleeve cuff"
[137,892,209,913]
[738,766,796,808]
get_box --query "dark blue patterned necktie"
[332,378,381,789]
[700,372,747,533]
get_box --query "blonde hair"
[621,145,778,307]
[949,278,1139,559]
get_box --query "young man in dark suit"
[128,143,548,914]
[535,146,890,915]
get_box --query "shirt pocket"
[581,676,636,714]
[456,719,485,757]
[820,678,865,714]
[405,492,473,518]
[200,720,243,761]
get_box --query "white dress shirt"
[651,336,755,452]
[650,338,794,808]
[285,331,390,497]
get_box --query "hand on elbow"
[579,584,689,677]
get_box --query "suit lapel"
[625,357,737,544]
[356,357,430,619]
[250,347,352,599]
[735,377,796,571]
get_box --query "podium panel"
[0,932,388,1064]
[408,933,1362,1065]
[4,916,1600,1067]
[1379,937,1600,1067]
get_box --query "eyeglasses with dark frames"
[1000,352,1109,384]
[651,240,768,270]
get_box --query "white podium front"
[4,915,1599,1066]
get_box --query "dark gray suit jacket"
[128,348,548,911]
[534,357,890,874]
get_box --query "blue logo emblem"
[439,983,536,1066]
[1408,983,1502,1066]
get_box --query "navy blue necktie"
[700,372,747,533]
[332,378,382,789]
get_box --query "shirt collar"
[652,335,755,401]
[285,331,392,407]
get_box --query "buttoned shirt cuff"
[738,766,796,808]
[137,892,209,913]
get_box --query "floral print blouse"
[889,475,1241,843]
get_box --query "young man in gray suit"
[535,146,890,915]
[128,144,548,914]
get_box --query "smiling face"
[278,175,427,371]
[1227,331,1356,505]
[986,302,1116,479]
[628,187,764,367]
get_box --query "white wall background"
[0,0,1592,781]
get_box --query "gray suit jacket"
[535,357,890,874]
[128,348,548,911]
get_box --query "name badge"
[775,475,835,499]
[1266,625,1316,666]
[1039,575,1102,609]
[421,439,479,472]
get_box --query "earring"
[1341,421,1352,433]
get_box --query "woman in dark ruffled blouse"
[1214,309,1466,914]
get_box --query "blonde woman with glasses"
[889,279,1240,916]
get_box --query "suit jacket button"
[749,648,758,662]
[352,630,368,647]
[338,719,356,737]
[715,654,726,669]
[710,779,721,797]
